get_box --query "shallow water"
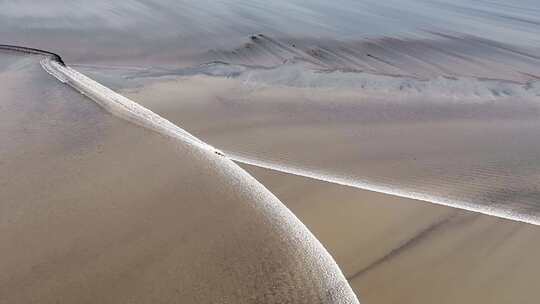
[1,0,539,68]
[0,51,358,303]
[2,0,540,302]
[242,164,540,304]
[83,64,540,224]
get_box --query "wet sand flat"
[241,164,540,304]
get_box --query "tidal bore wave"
[2,44,539,226]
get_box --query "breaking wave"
[3,44,540,226]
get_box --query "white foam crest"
[228,152,540,226]
[41,59,223,155]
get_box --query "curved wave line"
[41,57,224,156]
[228,153,540,226]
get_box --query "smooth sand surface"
[0,52,358,303]
[241,164,540,304]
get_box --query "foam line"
[1,49,362,304]
[228,152,540,226]
[40,58,223,156]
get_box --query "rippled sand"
[0,52,357,303]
